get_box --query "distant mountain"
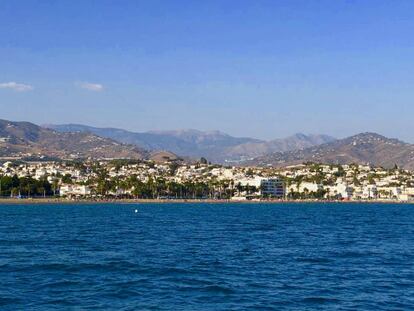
[45,124,335,163]
[0,120,148,160]
[223,133,336,162]
[248,132,414,170]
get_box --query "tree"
[61,174,72,184]
[95,169,111,195]
[367,174,376,185]
[168,162,180,176]
[52,179,59,196]
[334,165,346,177]
[200,157,208,165]
[245,168,254,177]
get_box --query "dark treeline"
[91,174,259,199]
[0,175,55,197]
[0,169,268,199]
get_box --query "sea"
[0,202,413,310]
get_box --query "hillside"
[45,124,335,163]
[0,120,148,160]
[248,132,414,169]
[222,133,335,162]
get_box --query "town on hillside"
[0,159,413,202]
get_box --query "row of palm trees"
[0,175,53,197]
[89,170,259,199]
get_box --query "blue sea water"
[0,202,414,310]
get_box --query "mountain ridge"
[3,120,414,169]
[247,132,414,169]
[0,119,148,160]
[45,124,335,163]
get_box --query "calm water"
[1,203,414,310]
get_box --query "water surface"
[1,202,413,310]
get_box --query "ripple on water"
[0,202,414,310]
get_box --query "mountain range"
[44,124,335,163]
[0,119,148,160]
[248,132,414,170]
[2,119,414,170]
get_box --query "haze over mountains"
[45,124,335,163]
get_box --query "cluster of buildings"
[0,159,413,202]
[280,163,414,201]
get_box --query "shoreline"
[0,198,412,205]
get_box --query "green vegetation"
[287,188,327,200]
[0,175,53,197]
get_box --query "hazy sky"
[1,0,414,141]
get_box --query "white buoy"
[135,209,138,213]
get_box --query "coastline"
[0,198,412,205]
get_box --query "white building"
[397,194,414,202]
[289,182,323,194]
[326,180,354,200]
[60,185,91,197]
[362,185,377,199]
[236,176,263,188]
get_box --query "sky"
[1,0,414,141]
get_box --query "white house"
[289,182,323,194]
[60,185,91,197]
[326,181,354,199]
[362,185,377,199]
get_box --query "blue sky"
[1,0,414,141]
